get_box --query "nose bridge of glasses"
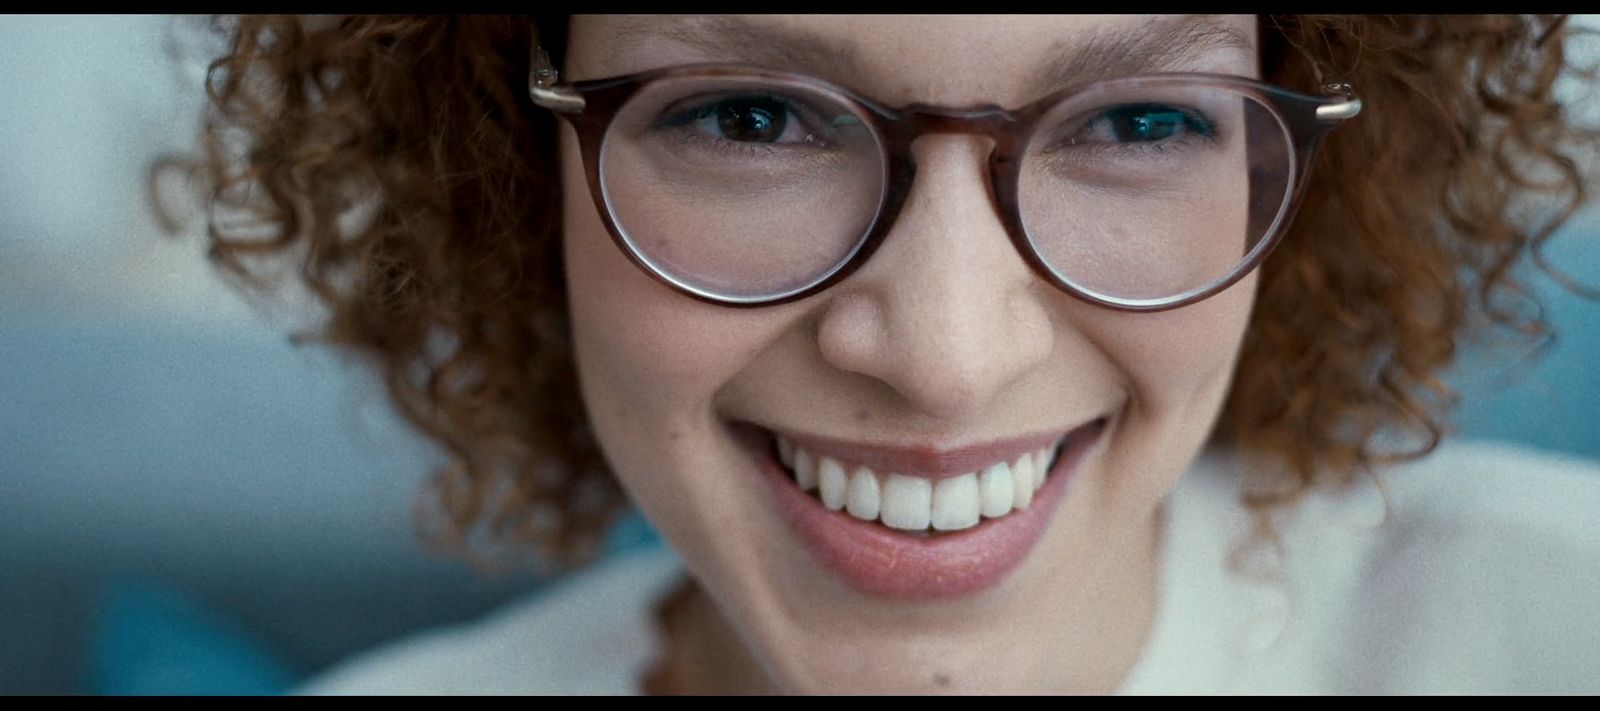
[890,104,1020,145]
[881,105,1020,197]
[879,104,1027,241]
[866,104,1039,297]
[833,105,1052,413]
[860,104,1032,281]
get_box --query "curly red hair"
[174,15,1599,572]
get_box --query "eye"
[708,97,789,142]
[657,94,821,147]
[1070,103,1217,147]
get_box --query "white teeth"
[818,457,848,511]
[775,435,1070,533]
[794,447,818,492]
[932,473,981,531]
[979,462,1015,518]
[845,466,880,521]
[1011,454,1035,510]
[880,474,932,531]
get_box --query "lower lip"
[731,418,1106,601]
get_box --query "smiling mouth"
[733,416,1109,599]
[763,419,1102,539]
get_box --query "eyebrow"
[604,15,1255,99]
[1031,16,1256,94]
[608,15,866,83]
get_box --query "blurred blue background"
[1,16,1597,694]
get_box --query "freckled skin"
[562,14,1261,694]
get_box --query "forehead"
[567,15,1258,107]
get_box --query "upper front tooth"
[789,440,1061,529]
[979,461,1015,518]
[932,473,981,531]
[845,466,880,521]
[1011,454,1035,510]
[818,457,848,511]
[794,447,819,492]
[880,474,932,531]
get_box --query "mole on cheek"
[855,408,872,423]
[932,672,951,687]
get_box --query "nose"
[815,134,1055,420]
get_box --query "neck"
[642,572,780,695]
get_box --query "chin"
[671,410,1146,694]
[753,621,1055,694]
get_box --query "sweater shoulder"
[292,545,684,695]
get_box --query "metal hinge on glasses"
[1309,59,1361,122]
[1316,82,1362,121]
[529,47,585,113]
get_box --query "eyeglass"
[528,48,1361,311]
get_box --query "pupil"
[716,99,786,142]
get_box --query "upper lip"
[761,417,1104,481]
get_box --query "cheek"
[559,124,779,438]
[559,126,806,573]
[1076,273,1257,507]
[1123,280,1254,410]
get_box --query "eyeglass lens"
[597,75,1293,304]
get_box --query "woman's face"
[561,15,1260,693]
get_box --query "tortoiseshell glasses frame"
[529,48,1362,311]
